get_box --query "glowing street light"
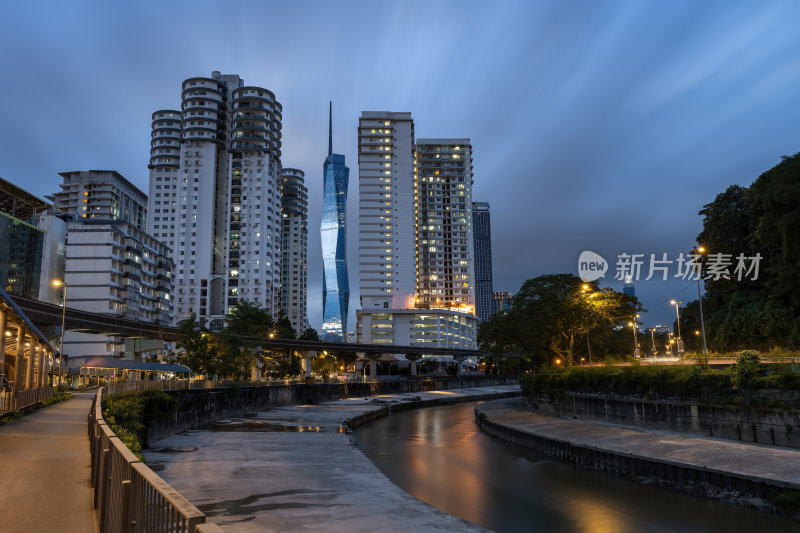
[52,279,67,386]
[695,245,709,365]
[670,300,684,357]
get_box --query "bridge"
[11,294,481,358]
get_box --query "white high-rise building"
[50,170,174,360]
[148,72,284,328]
[280,168,308,335]
[358,112,416,311]
[357,113,476,349]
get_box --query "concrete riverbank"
[475,397,800,512]
[146,385,520,532]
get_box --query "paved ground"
[0,391,97,533]
[477,397,800,488]
[147,385,519,532]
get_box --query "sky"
[1,0,799,332]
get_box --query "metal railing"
[0,386,53,416]
[89,389,220,532]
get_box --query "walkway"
[477,398,800,490]
[147,385,519,532]
[0,391,97,533]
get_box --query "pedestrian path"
[477,398,800,489]
[0,391,97,533]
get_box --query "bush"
[103,389,179,460]
[731,350,762,388]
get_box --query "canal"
[353,401,798,533]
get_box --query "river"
[352,401,798,533]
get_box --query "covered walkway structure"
[71,357,192,388]
[0,286,54,414]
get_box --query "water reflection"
[353,401,798,533]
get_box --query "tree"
[274,314,296,339]
[299,327,321,341]
[478,274,640,368]
[175,314,223,377]
[694,152,800,351]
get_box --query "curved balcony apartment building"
[147,71,284,328]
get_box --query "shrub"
[103,389,179,459]
[730,350,762,388]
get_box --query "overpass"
[10,294,481,358]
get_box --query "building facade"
[280,168,308,335]
[358,112,417,311]
[0,177,51,299]
[493,291,512,314]
[414,139,475,313]
[51,171,173,360]
[356,112,476,349]
[147,72,284,328]
[321,104,350,341]
[471,201,493,323]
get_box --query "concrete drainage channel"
[474,398,800,513]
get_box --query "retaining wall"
[527,392,800,448]
[147,376,518,446]
[474,405,789,504]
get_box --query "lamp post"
[628,314,640,358]
[696,246,709,365]
[52,280,67,387]
[582,284,594,366]
[670,300,684,357]
[650,328,657,361]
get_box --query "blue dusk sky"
[1,0,799,332]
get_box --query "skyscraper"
[356,112,477,349]
[472,202,494,323]
[415,139,475,313]
[358,112,416,311]
[147,72,284,328]
[321,103,349,341]
[280,168,308,335]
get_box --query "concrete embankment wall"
[474,403,788,503]
[343,389,522,431]
[528,393,800,448]
[147,376,518,446]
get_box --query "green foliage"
[175,301,276,379]
[299,327,321,341]
[521,365,732,401]
[775,489,800,511]
[730,350,762,388]
[697,153,800,351]
[103,390,180,459]
[478,274,641,368]
[269,354,303,378]
[274,315,296,339]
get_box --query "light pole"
[581,284,594,366]
[53,280,67,387]
[696,246,709,365]
[628,314,640,358]
[670,300,684,357]
[650,328,657,361]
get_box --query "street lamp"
[52,279,67,386]
[650,328,657,361]
[628,314,640,358]
[581,284,593,366]
[696,246,710,365]
[670,300,684,357]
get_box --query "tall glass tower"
[321,102,349,341]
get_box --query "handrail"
[0,386,53,416]
[88,389,212,532]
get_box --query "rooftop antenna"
[328,101,333,156]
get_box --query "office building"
[147,72,284,328]
[472,202,493,324]
[321,104,350,341]
[356,112,476,349]
[0,177,49,298]
[493,291,512,314]
[51,170,173,359]
[623,274,636,298]
[280,168,308,335]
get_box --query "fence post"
[120,479,131,532]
